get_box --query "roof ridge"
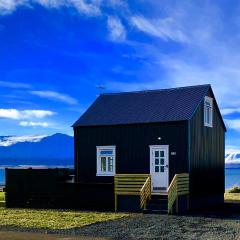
[101,84,211,96]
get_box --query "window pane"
[155,151,159,157]
[155,166,159,172]
[155,158,159,165]
[160,158,164,165]
[205,102,210,107]
[204,98,213,127]
[108,157,113,172]
[101,157,106,172]
[100,150,113,155]
[160,166,164,172]
[160,151,164,157]
[205,108,209,124]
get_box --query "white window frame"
[96,146,116,176]
[204,96,213,127]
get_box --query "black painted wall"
[189,89,225,209]
[6,168,114,210]
[74,121,189,184]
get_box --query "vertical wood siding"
[189,89,225,208]
[74,122,189,185]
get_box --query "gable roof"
[73,84,223,128]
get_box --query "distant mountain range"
[0,133,74,167]
[0,133,237,168]
[225,152,240,168]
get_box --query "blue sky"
[0,0,240,151]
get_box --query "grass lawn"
[0,192,5,207]
[1,191,238,231]
[0,192,4,201]
[0,192,128,230]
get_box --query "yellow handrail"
[114,174,151,212]
[167,173,189,214]
[140,177,151,210]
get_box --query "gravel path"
[1,213,240,240]
[70,214,240,240]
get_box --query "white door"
[150,145,169,192]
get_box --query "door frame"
[149,145,169,192]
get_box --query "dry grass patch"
[0,192,5,207]
[0,207,128,230]
[0,192,128,230]
[0,192,5,202]
[225,192,240,203]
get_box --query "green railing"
[168,173,189,214]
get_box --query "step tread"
[149,199,168,202]
[143,209,168,214]
[151,195,168,200]
[148,203,168,207]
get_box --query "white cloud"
[0,135,47,146]
[224,119,240,131]
[107,16,126,41]
[0,0,102,15]
[131,16,189,43]
[0,0,26,14]
[33,0,60,8]
[0,80,31,89]
[30,90,78,105]
[19,121,49,127]
[0,109,55,120]
[221,108,240,116]
[68,0,101,16]
[104,2,240,119]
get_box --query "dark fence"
[5,168,114,211]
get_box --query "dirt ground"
[0,231,106,240]
[1,213,240,240]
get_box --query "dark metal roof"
[73,84,212,127]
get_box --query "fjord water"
[0,169,5,185]
[225,168,240,189]
[0,167,239,190]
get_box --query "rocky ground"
[1,213,240,240]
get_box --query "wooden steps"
[143,194,168,214]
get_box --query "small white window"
[204,96,213,127]
[96,146,116,176]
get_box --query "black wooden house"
[73,84,226,213]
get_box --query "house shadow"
[185,202,240,220]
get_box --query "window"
[204,96,213,127]
[96,146,116,176]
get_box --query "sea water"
[0,169,5,185]
[0,168,239,190]
[225,168,240,190]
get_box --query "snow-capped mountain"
[225,152,240,164]
[0,133,74,166]
[0,135,47,147]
